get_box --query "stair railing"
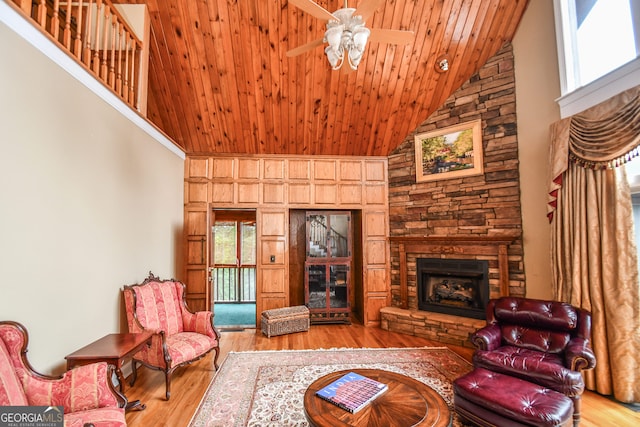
[9,0,143,111]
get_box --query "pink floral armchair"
[0,321,127,427]
[123,272,220,400]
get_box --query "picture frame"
[414,120,483,182]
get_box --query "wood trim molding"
[389,235,519,309]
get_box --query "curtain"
[549,86,640,403]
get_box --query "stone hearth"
[380,306,485,349]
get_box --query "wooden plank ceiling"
[119,0,529,156]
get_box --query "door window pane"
[241,221,256,265]
[329,264,348,308]
[329,214,350,258]
[307,265,327,308]
[214,221,236,264]
[308,214,328,258]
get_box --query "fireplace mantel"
[389,235,518,309]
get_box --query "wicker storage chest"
[261,305,310,337]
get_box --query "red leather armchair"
[470,297,596,426]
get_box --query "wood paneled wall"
[183,155,390,326]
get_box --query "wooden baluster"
[129,42,137,108]
[63,0,72,50]
[36,0,46,29]
[100,5,109,80]
[108,13,116,88]
[92,0,102,74]
[74,0,84,61]
[83,0,94,68]
[51,0,60,40]
[123,35,130,104]
[115,22,123,97]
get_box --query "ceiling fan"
[287,0,415,70]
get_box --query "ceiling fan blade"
[368,29,415,45]
[289,0,336,21]
[353,0,385,22]
[286,38,325,57]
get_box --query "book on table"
[314,371,389,413]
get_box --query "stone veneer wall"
[382,43,526,346]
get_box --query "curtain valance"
[548,85,640,221]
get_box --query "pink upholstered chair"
[123,272,221,400]
[0,320,127,427]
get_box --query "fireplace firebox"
[417,258,489,320]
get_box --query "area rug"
[188,347,472,427]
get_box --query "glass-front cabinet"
[305,211,351,323]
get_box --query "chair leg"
[213,346,220,370]
[572,395,581,427]
[165,370,171,400]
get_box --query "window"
[554,0,640,116]
[555,0,639,93]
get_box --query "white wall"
[0,17,184,373]
[512,0,561,300]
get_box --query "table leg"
[116,363,146,411]
[125,400,147,411]
[115,366,127,393]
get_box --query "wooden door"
[183,206,210,311]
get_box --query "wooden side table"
[65,332,153,411]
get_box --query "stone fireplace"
[382,43,525,347]
[380,235,520,348]
[417,258,489,320]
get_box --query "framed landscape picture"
[414,120,483,182]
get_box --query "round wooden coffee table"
[304,368,452,427]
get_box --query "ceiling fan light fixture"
[325,24,344,50]
[324,25,345,69]
[322,7,371,70]
[325,45,343,69]
[347,26,370,69]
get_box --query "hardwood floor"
[124,324,639,426]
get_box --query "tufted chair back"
[487,297,590,354]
